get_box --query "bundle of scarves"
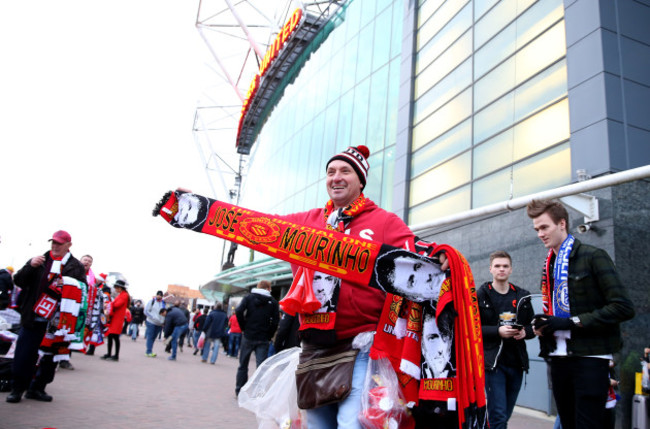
[39,276,85,362]
[83,281,106,349]
[69,279,88,352]
[369,243,486,429]
[153,190,486,429]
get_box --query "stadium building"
[194,0,650,423]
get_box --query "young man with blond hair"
[527,199,634,429]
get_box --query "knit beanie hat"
[326,145,370,189]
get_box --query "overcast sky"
[0,1,240,299]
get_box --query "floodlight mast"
[192,0,344,268]
[224,0,266,59]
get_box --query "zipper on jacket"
[489,339,504,371]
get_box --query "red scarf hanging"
[541,250,554,315]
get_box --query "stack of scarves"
[39,276,85,362]
[83,281,106,349]
[370,242,487,429]
[69,279,88,352]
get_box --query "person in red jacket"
[276,146,448,428]
[227,312,242,357]
[101,280,130,362]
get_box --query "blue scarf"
[552,234,574,318]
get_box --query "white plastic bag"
[359,357,412,429]
[238,347,305,429]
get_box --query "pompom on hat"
[326,145,370,189]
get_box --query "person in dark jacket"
[163,300,188,361]
[234,280,279,395]
[0,266,14,310]
[477,251,534,429]
[6,230,86,404]
[193,307,209,355]
[128,300,145,341]
[527,199,634,429]
[274,312,300,353]
[201,303,228,364]
[178,302,190,353]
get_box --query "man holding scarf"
[527,199,634,429]
[277,146,455,428]
[6,230,86,403]
[153,146,491,428]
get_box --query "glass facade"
[410,0,571,224]
[241,0,403,214]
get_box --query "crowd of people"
[0,231,282,407]
[0,144,640,429]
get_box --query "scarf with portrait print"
[370,243,487,429]
[282,195,370,345]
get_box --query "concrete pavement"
[1,336,258,428]
[1,336,555,428]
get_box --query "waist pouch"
[296,338,359,409]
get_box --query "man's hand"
[30,255,45,267]
[498,325,522,339]
[438,252,449,271]
[513,327,526,340]
[532,314,574,334]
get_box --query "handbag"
[295,338,359,409]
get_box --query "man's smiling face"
[326,159,362,208]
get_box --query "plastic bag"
[642,360,649,393]
[359,357,413,429]
[197,332,206,349]
[238,347,305,429]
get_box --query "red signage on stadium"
[236,8,303,146]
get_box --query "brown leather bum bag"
[295,339,359,409]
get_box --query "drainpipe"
[409,165,650,233]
